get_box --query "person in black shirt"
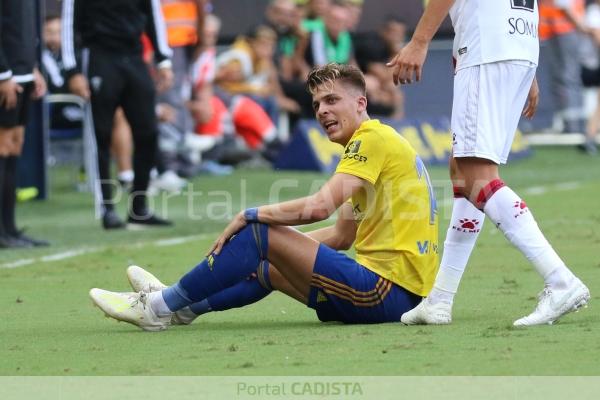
[0,0,49,248]
[62,0,174,229]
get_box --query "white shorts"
[451,61,536,164]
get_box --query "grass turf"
[1,147,599,375]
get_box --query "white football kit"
[449,0,539,164]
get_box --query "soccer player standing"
[62,0,174,229]
[89,63,440,330]
[0,0,48,248]
[387,0,590,326]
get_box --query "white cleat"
[400,298,452,325]
[127,265,167,293]
[513,279,590,326]
[89,288,171,332]
[126,265,195,325]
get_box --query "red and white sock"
[428,189,485,305]
[479,179,575,289]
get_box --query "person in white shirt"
[387,0,590,326]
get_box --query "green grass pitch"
[1,147,599,376]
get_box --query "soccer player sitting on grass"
[89,63,439,330]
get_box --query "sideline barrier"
[274,118,531,172]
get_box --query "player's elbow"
[307,194,336,222]
[308,206,331,222]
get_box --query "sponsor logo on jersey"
[510,0,535,12]
[417,240,439,255]
[458,47,468,56]
[508,17,538,38]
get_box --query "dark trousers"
[87,48,158,213]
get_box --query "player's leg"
[111,108,134,188]
[87,49,125,229]
[176,263,307,323]
[0,83,47,247]
[0,126,19,248]
[91,223,318,330]
[402,66,490,324]
[1,126,25,240]
[401,156,486,324]
[457,62,589,325]
[465,157,589,325]
[127,262,305,325]
[308,243,421,324]
[120,56,167,224]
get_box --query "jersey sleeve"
[335,130,386,185]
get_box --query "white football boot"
[127,265,167,293]
[126,265,196,325]
[400,298,452,325]
[89,289,171,332]
[513,278,590,326]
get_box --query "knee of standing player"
[11,129,25,155]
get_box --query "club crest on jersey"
[345,140,361,154]
[510,0,534,12]
[343,140,367,162]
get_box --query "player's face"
[312,81,365,146]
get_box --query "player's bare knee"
[0,136,11,156]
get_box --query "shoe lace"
[532,285,553,312]
[131,292,149,310]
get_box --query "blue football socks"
[162,223,269,312]
[189,260,273,315]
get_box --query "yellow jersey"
[335,119,439,296]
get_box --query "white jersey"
[449,0,539,71]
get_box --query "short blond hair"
[306,63,366,95]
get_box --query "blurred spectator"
[265,0,310,79]
[539,0,588,133]
[62,0,174,229]
[43,14,135,188]
[354,16,407,119]
[189,14,281,167]
[302,1,355,66]
[302,0,331,30]
[42,14,84,130]
[154,0,206,184]
[215,24,301,123]
[580,0,600,154]
[0,0,48,248]
[265,0,314,121]
[342,0,363,32]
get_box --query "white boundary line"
[0,181,584,270]
[0,234,212,270]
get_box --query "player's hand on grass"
[522,76,539,119]
[386,39,429,85]
[208,212,247,256]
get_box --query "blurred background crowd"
[2,0,600,247]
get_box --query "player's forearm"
[256,194,335,226]
[305,226,348,250]
[411,0,455,45]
